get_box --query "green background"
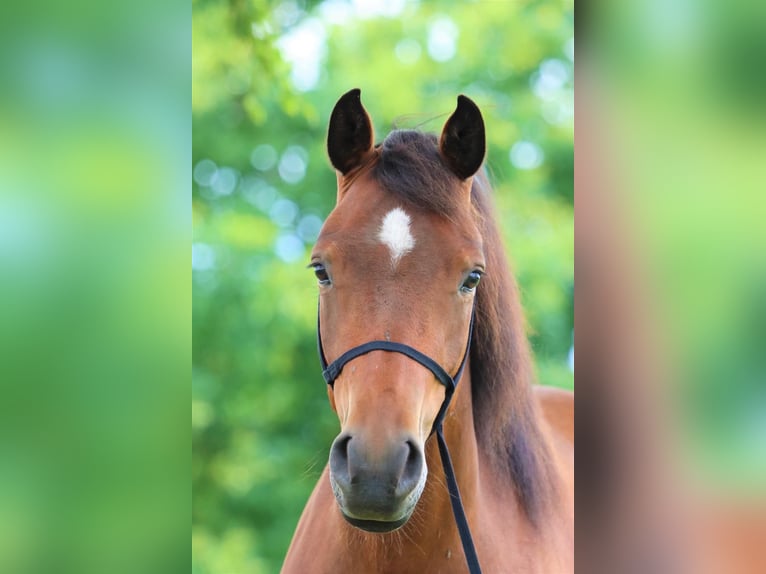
[192,1,573,571]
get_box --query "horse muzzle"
[328,431,426,532]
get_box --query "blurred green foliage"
[0,1,188,573]
[588,0,766,493]
[192,1,573,572]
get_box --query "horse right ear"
[327,88,375,175]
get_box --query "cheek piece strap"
[317,303,482,574]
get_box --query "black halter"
[317,305,483,574]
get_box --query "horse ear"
[327,88,375,175]
[439,95,486,180]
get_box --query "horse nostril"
[406,439,419,465]
[397,439,424,495]
[329,433,353,486]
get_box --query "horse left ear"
[439,95,486,180]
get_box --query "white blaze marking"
[378,207,415,266]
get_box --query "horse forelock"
[373,130,462,217]
[370,130,556,522]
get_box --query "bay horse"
[282,89,573,573]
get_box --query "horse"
[281,89,573,573]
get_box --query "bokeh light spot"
[276,18,326,92]
[193,159,217,187]
[427,17,459,62]
[510,141,544,170]
[531,58,570,101]
[350,0,406,19]
[395,39,422,65]
[211,167,238,196]
[192,242,216,271]
[278,146,307,184]
[250,145,278,171]
[269,198,299,227]
[297,214,323,243]
[242,179,278,213]
[274,233,305,263]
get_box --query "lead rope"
[317,305,483,574]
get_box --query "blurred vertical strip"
[0,1,189,573]
[577,0,766,572]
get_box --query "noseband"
[317,305,483,574]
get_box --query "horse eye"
[460,271,482,293]
[313,264,331,286]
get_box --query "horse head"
[312,89,487,533]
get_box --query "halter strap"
[317,305,482,574]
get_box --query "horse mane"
[373,129,556,521]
